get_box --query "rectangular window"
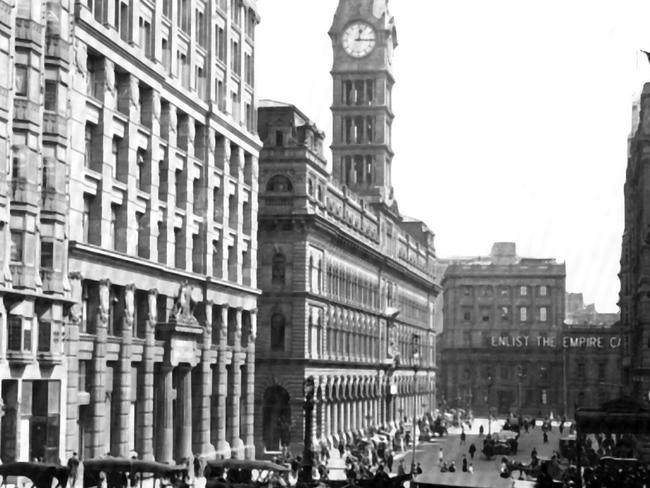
[38,321,51,352]
[480,308,490,323]
[110,206,118,250]
[196,10,206,47]
[15,64,28,95]
[520,306,528,322]
[230,40,240,75]
[10,231,23,262]
[244,53,253,85]
[216,78,225,111]
[539,306,547,322]
[215,25,226,62]
[158,160,167,200]
[7,316,25,352]
[83,194,93,243]
[84,124,93,167]
[139,18,152,58]
[162,0,171,18]
[230,0,241,25]
[161,38,170,72]
[539,285,548,296]
[519,286,528,296]
[111,137,120,179]
[0,47,10,90]
[44,80,57,111]
[462,309,471,322]
[500,306,510,322]
[40,241,54,270]
[177,0,189,33]
[136,212,146,258]
[117,1,129,41]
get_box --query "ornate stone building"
[1,0,261,463]
[254,0,440,456]
[620,83,650,400]
[439,243,567,417]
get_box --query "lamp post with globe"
[410,334,421,476]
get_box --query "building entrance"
[497,390,514,414]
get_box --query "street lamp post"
[300,376,315,487]
[410,334,421,476]
[516,365,525,415]
[487,372,494,437]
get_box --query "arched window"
[262,386,291,451]
[270,313,285,351]
[271,252,286,285]
[266,175,293,192]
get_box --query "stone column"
[242,311,256,459]
[194,301,214,456]
[157,365,174,463]
[324,397,332,441]
[90,279,109,457]
[175,365,193,462]
[215,305,230,456]
[139,289,157,460]
[227,309,244,458]
[114,283,135,457]
[65,273,83,457]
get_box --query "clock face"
[342,22,376,58]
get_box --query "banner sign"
[489,335,622,349]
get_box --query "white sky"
[255,0,650,313]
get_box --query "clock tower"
[329,0,397,206]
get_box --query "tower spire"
[329,0,397,207]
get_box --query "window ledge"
[7,351,34,364]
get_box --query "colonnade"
[66,276,257,461]
[307,371,437,447]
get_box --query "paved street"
[393,418,568,486]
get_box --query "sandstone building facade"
[1,0,261,463]
[254,0,440,456]
[439,243,567,417]
[619,84,650,400]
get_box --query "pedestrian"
[67,452,80,488]
[479,425,484,437]
[468,443,476,459]
[559,421,564,435]
[193,454,201,477]
[448,461,456,473]
[397,459,406,476]
[460,429,466,445]
[440,462,448,473]
[416,462,423,475]
[462,455,468,472]
[543,431,549,444]
[438,447,444,465]
[531,448,538,461]
[468,463,474,473]
[386,451,394,472]
[338,441,345,457]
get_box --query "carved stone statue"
[69,272,84,325]
[74,39,87,76]
[168,106,177,135]
[171,281,198,325]
[99,279,111,323]
[152,91,161,123]
[186,118,196,141]
[104,59,115,93]
[147,289,158,324]
[208,131,216,153]
[129,76,140,110]
[124,284,136,327]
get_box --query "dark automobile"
[0,462,69,488]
